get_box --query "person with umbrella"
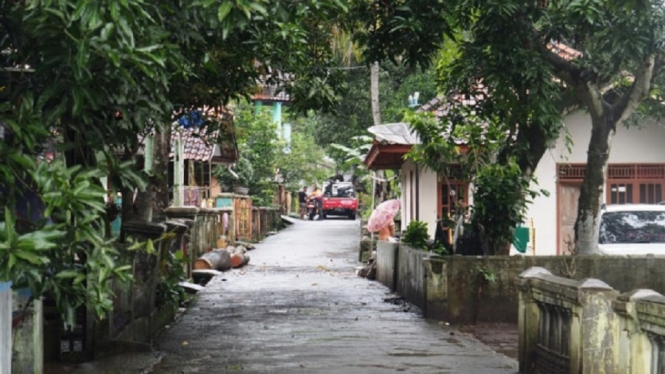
[378,221,396,241]
[367,199,400,241]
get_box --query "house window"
[607,164,665,205]
[437,165,467,221]
[438,180,468,221]
[558,163,665,205]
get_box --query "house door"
[558,183,581,255]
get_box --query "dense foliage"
[214,102,330,207]
[0,0,351,320]
[314,65,437,166]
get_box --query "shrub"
[402,220,429,250]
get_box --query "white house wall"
[419,164,439,238]
[527,111,665,255]
[400,160,440,238]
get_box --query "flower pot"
[234,186,249,195]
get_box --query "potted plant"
[213,165,236,193]
[213,157,254,194]
[232,158,254,195]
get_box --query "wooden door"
[558,184,581,255]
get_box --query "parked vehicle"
[320,181,358,220]
[597,204,665,255]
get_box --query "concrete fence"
[375,246,665,325]
[252,207,280,242]
[517,266,665,373]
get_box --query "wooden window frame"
[437,178,469,224]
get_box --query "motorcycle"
[306,198,319,220]
[323,180,355,198]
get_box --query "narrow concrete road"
[151,219,518,374]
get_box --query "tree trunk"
[569,55,655,255]
[574,112,615,254]
[230,253,250,268]
[194,250,231,271]
[152,124,171,221]
[370,61,386,203]
[370,61,381,127]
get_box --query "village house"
[365,97,665,255]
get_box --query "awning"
[364,123,418,170]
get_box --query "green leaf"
[114,264,132,273]
[218,2,233,22]
[8,254,16,271]
[100,23,115,41]
[17,230,65,251]
[14,250,48,265]
[55,270,80,279]
[145,239,155,255]
[249,2,267,14]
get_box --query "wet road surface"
[151,218,518,374]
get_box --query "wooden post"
[529,218,536,255]
[0,282,11,374]
[173,131,184,207]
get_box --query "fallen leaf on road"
[316,265,330,272]
[311,283,318,286]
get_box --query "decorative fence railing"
[518,266,665,374]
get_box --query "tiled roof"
[251,67,293,102]
[169,110,238,164]
[171,125,217,162]
[417,41,581,119]
[417,88,487,119]
[252,84,291,102]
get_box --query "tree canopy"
[0,0,351,318]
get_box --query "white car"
[597,204,665,255]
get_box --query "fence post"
[0,281,11,374]
[516,267,551,373]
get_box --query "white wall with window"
[528,111,665,255]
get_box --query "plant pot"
[234,186,249,195]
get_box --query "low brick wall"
[376,246,665,325]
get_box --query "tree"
[314,64,437,165]
[0,0,352,320]
[276,114,331,189]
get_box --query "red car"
[321,195,358,220]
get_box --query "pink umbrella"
[367,199,400,232]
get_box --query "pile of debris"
[183,243,256,292]
[194,243,254,272]
[357,250,376,280]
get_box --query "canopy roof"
[364,123,417,170]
